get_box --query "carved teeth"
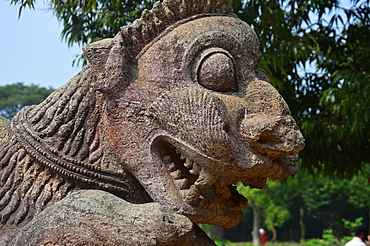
[195,168,217,189]
[174,178,189,190]
[163,155,171,164]
[168,162,177,172]
[161,148,219,209]
[189,162,201,175]
[170,169,182,179]
[180,185,200,205]
[184,158,193,169]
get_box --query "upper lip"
[154,132,300,190]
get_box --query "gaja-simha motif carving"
[0,0,305,245]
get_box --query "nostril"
[257,130,272,144]
[257,130,284,145]
[240,114,304,157]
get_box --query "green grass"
[214,229,353,246]
[214,241,301,246]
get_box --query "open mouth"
[154,139,247,211]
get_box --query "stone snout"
[241,78,306,162]
[240,113,305,158]
[206,79,305,183]
[147,81,305,227]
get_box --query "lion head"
[83,0,305,228]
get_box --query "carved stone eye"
[196,50,236,92]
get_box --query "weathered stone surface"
[9,190,196,246]
[0,0,305,244]
[0,116,11,148]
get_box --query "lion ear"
[83,38,113,80]
[83,35,132,93]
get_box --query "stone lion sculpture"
[0,0,305,245]
[0,116,11,149]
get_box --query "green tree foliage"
[235,164,370,242]
[237,180,292,243]
[10,0,370,177]
[0,83,55,120]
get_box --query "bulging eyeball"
[194,48,236,92]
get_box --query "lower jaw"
[177,191,248,228]
[183,204,245,228]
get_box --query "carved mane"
[122,0,235,57]
[0,66,150,231]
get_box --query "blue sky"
[0,1,82,89]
